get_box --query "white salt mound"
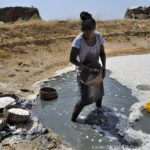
[107,54,150,123]
[106,54,150,150]
[8,108,29,116]
[0,97,16,108]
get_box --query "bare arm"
[69,47,81,66]
[69,47,89,70]
[100,44,106,78]
[100,44,106,69]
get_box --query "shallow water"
[33,70,150,150]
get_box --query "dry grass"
[0,19,149,60]
[0,49,10,58]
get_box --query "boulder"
[125,6,150,19]
[0,6,41,23]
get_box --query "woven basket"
[3,105,30,124]
[40,87,58,101]
[0,114,6,130]
[80,66,104,87]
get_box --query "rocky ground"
[0,19,150,149]
[0,128,72,150]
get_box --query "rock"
[20,89,32,93]
[125,6,150,19]
[0,91,3,96]
[8,74,16,77]
[47,143,57,149]
[30,13,40,20]
[42,128,49,134]
[18,62,30,67]
[24,70,30,72]
[15,69,21,72]
[2,143,10,146]
[135,14,148,19]
[0,6,41,23]
[41,136,49,145]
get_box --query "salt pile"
[107,54,150,149]
[8,108,29,116]
[107,54,150,123]
[0,97,16,108]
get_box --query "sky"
[0,0,149,20]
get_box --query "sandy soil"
[0,19,150,149]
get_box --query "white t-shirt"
[72,31,104,49]
[71,31,104,75]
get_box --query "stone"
[24,70,30,72]
[47,143,57,149]
[20,89,32,93]
[8,74,16,77]
[0,6,41,23]
[125,6,150,19]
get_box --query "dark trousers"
[71,74,104,121]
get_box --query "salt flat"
[107,54,150,123]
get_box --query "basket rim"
[80,69,104,86]
[40,87,57,93]
[3,105,30,124]
[4,105,30,116]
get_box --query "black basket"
[40,87,58,101]
[3,105,30,124]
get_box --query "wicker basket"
[3,105,30,124]
[40,87,58,101]
[0,114,6,130]
[80,67,104,87]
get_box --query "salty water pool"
[33,70,150,150]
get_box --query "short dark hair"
[80,11,96,31]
